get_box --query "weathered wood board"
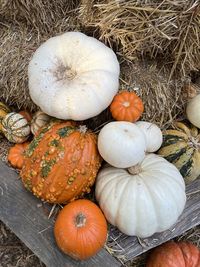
[0,160,200,266]
[0,161,121,267]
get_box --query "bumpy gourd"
[95,153,186,237]
[20,121,102,203]
[158,122,200,183]
[28,32,120,120]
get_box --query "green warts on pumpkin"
[41,158,57,178]
[57,126,75,138]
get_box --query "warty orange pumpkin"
[147,241,200,267]
[110,90,144,122]
[20,121,102,203]
[54,199,107,260]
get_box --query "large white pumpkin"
[186,94,200,128]
[95,154,186,237]
[135,121,163,152]
[28,32,120,120]
[98,121,146,168]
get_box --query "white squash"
[95,154,186,237]
[98,121,146,168]
[28,32,120,120]
[2,112,30,143]
[31,111,51,135]
[186,94,200,128]
[135,121,163,152]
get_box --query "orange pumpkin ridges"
[110,90,144,122]
[147,241,200,267]
[8,142,30,169]
[20,121,102,203]
[19,110,32,123]
[54,199,107,260]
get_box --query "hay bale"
[0,18,80,110]
[79,0,200,76]
[119,59,186,129]
[0,0,79,33]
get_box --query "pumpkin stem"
[75,213,87,228]
[128,165,142,175]
[78,125,87,134]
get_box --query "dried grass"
[79,0,200,77]
[0,2,80,110]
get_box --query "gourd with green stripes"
[0,102,11,132]
[158,122,200,183]
[2,112,31,143]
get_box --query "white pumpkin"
[2,112,30,143]
[31,111,51,135]
[95,154,186,237]
[28,32,120,120]
[186,94,200,128]
[135,121,163,152]
[98,121,146,168]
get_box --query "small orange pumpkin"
[147,241,200,267]
[19,110,32,123]
[54,199,107,260]
[110,90,144,122]
[8,142,30,169]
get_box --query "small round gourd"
[95,153,186,237]
[2,112,30,143]
[147,241,200,267]
[158,122,200,183]
[98,121,146,168]
[28,32,120,120]
[31,111,51,135]
[110,91,144,122]
[54,199,107,260]
[186,94,200,128]
[7,142,30,169]
[135,121,163,152]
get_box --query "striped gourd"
[158,122,200,183]
[0,102,11,131]
[2,112,30,143]
[31,111,51,136]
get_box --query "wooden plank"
[107,179,200,263]
[0,161,121,267]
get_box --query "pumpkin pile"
[3,31,200,261]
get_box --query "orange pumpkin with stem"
[54,199,107,260]
[20,121,102,203]
[8,142,30,169]
[147,241,200,267]
[110,90,144,122]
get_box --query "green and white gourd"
[2,112,30,143]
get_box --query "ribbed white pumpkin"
[135,121,163,152]
[98,121,146,168]
[28,32,120,120]
[95,154,186,237]
[2,112,30,143]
